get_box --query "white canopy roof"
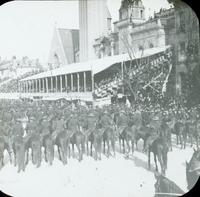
[20,46,170,82]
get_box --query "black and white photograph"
[0,0,199,196]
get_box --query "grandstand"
[16,45,172,103]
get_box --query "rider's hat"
[88,113,94,117]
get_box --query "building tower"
[79,0,112,62]
[114,0,146,54]
[119,0,145,24]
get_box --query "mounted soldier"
[144,116,160,152]
[85,111,98,157]
[25,116,42,167]
[53,115,69,164]
[99,110,116,157]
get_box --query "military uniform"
[116,112,128,135]
[67,115,79,137]
[13,121,24,137]
[144,122,159,152]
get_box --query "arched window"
[54,53,60,68]
[140,10,143,18]
[139,45,144,51]
[149,43,154,48]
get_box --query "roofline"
[20,45,171,82]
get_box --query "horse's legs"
[106,139,110,157]
[111,139,115,157]
[72,143,75,158]
[25,148,29,165]
[143,137,147,152]
[122,139,125,154]
[44,147,47,162]
[90,141,93,156]
[0,156,3,169]
[170,135,173,151]
[196,136,199,149]
[36,148,42,168]
[98,140,102,160]
[6,147,13,164]
[76,143,82,162]
[81,141,85,156]
[176,134,179,145]
[58,146,62,161]
[9,152,12,164]
[14,150,17,167]
[180,134,183,149]
[119,138,122,153]
[157,151,165,175]
[125,139,130,158]
[93,142,98,161]
[183,133,187,149]
[86,140,89,156]
[0,151,4,168]
[60,149,65,165]
[148,149,151,170]
[190,133,193,147]
[31,148,35,164]
[131,139,134,155]
[135,139,138,151]
[154,153,158,172]
[103,139,106,154]
[61,146,68,165]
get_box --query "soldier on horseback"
[144,116,160,153]
[100,110,116,157]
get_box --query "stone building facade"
[93,0,175,58]
[172,2,200,101]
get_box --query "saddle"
[117,126,127,135]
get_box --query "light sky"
[0,0,171,64]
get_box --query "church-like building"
[93,0,175,58]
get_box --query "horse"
[154,172,185,197]
[186,148,200,190]
[117,124,136,158]
[99,112,116,157]
[102,126,116,157]
[114,111,132,154]
[73,126,86,162]
[148,136,169,175]
[134,125,151,152]
[0,136,13,168]
[0,137,5,168]
[84,113,103,160]
[92,126,104,160]
[54,130,69,165]
[173,120,186,148]
[26,133,42,167]
[42,133,54,165]
[12,135,26,173]
[159,121,172,151]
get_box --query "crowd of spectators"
[0,69,43,93]
[94,50,173,109]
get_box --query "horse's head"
[154,172,185,196]
[189,148,200,173]
[154,172,167,194]
[186,148,200,190]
